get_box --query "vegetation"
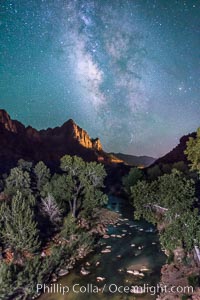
[147,165,162,181]
[185,128,200,174]
[0,155,108,299]
[122,167,143,194]
[187,274,200,288]
[181,295,190,300]
[0,191,40,261]
[123,142,200,255]
[130,170,200,251]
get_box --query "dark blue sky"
[0,0,199,157]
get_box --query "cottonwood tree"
[147,165,162,181]
[160,209,200,252]
[60,155,107,218]
[131,170,196,222]
[122,167,143,194]
[34,161,50,192]
[41,173,73,212]
[131,170,199,252]
[185,128,200,174]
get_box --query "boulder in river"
[103,234,110,239]
[97,276,105,282]
[116,235,122,238]
[138,246,144,250]
[51,273,58,282]
[127,269,145,276]
[127,270,140,276]
[58,269,69,277]
[101,248,111,253]
[80,267,90,276]
[140,267,149,272]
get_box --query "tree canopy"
[131,170,200,252]
[0,191,40,258]
[185,128,200,173]
[60,155,107,218]
[122,167,143,194]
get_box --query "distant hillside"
[153,132,196,166]
[110,153,156,167]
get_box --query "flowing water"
[39,196,166,300]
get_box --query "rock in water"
[58,269,69,277]
[101,248,111,253]
[97,277,105,282]
[80,267,90,276]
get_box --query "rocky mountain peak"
[72,123,102,151]
[0,109,105,172]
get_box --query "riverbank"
[157,258,200,300]
[35,207,119,299]
[39,195,166,300]
[155,242,200,299]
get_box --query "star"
[0,0,199,157]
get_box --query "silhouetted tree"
[34,161,50,192]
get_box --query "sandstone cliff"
[0,109,105,172]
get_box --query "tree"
[60,215,94,256]
[131,170,199,252]
[185,128,200,174]
[172,161,188,173]
[60,155,107,218]
[5,167,31,196]
[122,167,143,194]
[160,209,200,252]
[0,262,17,299]
[81,186,107,219]
[34,161,50,192]
[1,191,40,259]
[41,173,74,212]
[162,164,171,174]
[61,215,79,243]
[40,194,62,227]
[131,170,196,222]
[147,165,162,181]
[17,159,33,172]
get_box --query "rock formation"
[0,109,105,172]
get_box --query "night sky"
[0,0,199,157]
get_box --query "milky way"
[0,0,199,157]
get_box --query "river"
[39,196,166,300]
